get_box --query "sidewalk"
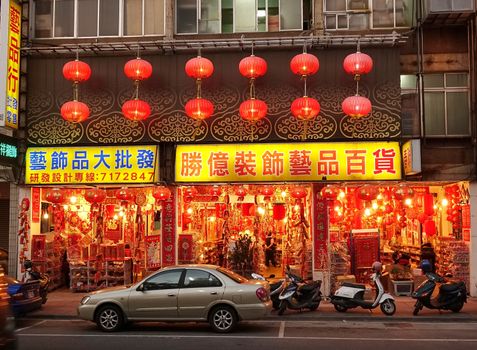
[22,287,477,322]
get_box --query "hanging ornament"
[234,187,247,197]
[239,55,268,79]
[209,186,221,196]
[239,98,267,122]
[84,188,107,204]
[260,185,275,197]
[122,99,151,121]
[152,186,172,201]
[356,185,378,201]
[63,59,92,83]
[392,185,415,200]
[45,188,65,204]
[291,96,320,120]
[290,52,319,77]
[185,98,214,121]
[123,52,152,121]
[342,95,372,118]
[423,193,435,216]
[290,186,307,199]
[61,100,90,123]
[343,51,373,79]
[115,188,134,202]
[320,186,339,200]
[124,57,153,81]
[423,220,436,236]
[185,55,214,79]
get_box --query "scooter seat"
[440,282,464,293]
[342,282,366,289]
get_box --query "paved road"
[15,319,477,350]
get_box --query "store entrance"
[177,184,313,279]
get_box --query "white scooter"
[330,261,396,316]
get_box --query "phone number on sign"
[98,172,156,182]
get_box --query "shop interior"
[25,182,470,296]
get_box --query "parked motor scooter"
[277,266,322,315]
[251,273,285,310]
[23,260,50,304]
[412,260,467,315]
[330,261,396,316]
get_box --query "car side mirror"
[137,283,145,292]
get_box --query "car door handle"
[210,292,217,295]
[167,293,176,297]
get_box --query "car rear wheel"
[209,305,237,333]
[96,305,124,332]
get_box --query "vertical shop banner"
[178,234,193,263]
[31,188,41,223]
[0,0,21,128]
[162,187,176,267]
[312,184,328,270]
[67,234,82,261]
[462,204,471,241]
[31,235,46,262]
[145,235,161,269]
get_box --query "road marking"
[15,320,46,333]
[278,321,285,338]
[15,334,477,342]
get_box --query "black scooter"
[412,272,467,315]
[277,267,322,315]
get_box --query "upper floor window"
[33,0,165,38]
[324,0,413,30]
[175,0,312,35]
[401,73,470,138]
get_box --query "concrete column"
[470,181,477,297]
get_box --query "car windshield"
[216,267,247,284]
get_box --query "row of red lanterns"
[60,49,373,124]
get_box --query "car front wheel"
[96,305,124,332]
[209,305,237,333]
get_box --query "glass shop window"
[34,0,53,38]
[54,0,74,37]
[99,0,120,36]
[78,0,98,37]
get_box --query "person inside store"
[420,242,436,273]
[264,231,277,267]
[61,250,70,288]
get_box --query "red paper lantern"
[185,56,214,79]
[260,185,275,197]
[84,188,107,204]
[45,188,64,204]
[290,186,307,199]
[393,186,415,200]
[343,51,373,77]
[290,53,319,76]
[423,220,436,236]
[124,58,153,81]
[357,185,378,201]
[122,99,151,121]
[239,55,268,79]
[60,100,90,123]
[63,59,92,83]
[291,96,320,120]
[234,187,247,197]
[273,204,286,220]
[342,95,372,118]
[320,186,339,200]
[423,193,435,216]
[239,98,267,122]
[115,188,134,201]
[185,98,214,121]
[152,186,171,201]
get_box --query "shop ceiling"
[22,33,406,57]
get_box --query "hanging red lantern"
[152,186,171,201]
[60,100,90,123]
[423,220,436,236]
[290,53,319,76]
[239,98,267,122]
[185,98,214,121]
[291,96,320,120]
[239,55,268,79]
[423,193,435,216]
[273,204,286,220]
[260,185,275,197]
[357,185,378,201]
[343,51,373,78]
[234,187,247,197]
[45,188,65,204]
[115,188,134,201]
[185,56,214,80]
[63,59,92,83]
[393,185,415,200]
[290,186,307,199]
[84,188,107,204]
[320,186,339,200]
[122,99,151,121]
[124,58,153,81]
[342,95,372,118]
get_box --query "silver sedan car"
[78,264,272,333]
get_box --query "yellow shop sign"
[175,142,401,182]
[26,146,159,185]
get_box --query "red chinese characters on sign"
[31,188,41,223]
[346,150,366,175]
[289,150,312,176]
[235,151,256,176]
[145,235,161,269]
[208,152,229,177]
[317,150,339,176]
[262,151,284,176]
[373,148,396,174]
[162,187,176,267]
[181,152,202,176]
[313,184,328,270]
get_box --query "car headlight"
[80,296,91,305]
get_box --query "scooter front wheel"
[413,301,422,316]
[278,301,287,316]
[380,299,396,316]
[333,304,348,313]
